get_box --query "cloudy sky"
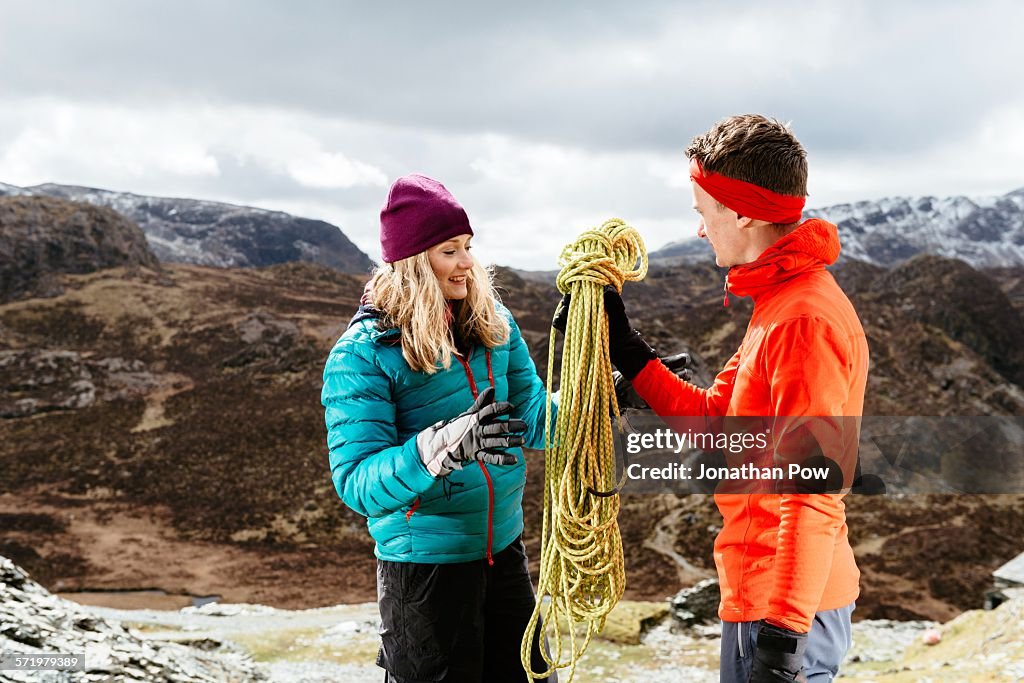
[1,1,1022,269]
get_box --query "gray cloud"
[2,1,1021,156]
[1,0,1022,269]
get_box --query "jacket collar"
[726,218,841,303]
[347,304,400,342]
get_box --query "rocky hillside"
[868,254,1024,389]
[0,261,375,609]
[0,196,160,303]
[652,187,1024,268]
[0,182,374,274]
[1,238,1023,623]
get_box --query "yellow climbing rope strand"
[521,219,647,682]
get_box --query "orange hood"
[727,218,842,301]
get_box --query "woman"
[322,174,555,683]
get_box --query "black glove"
[552,292,571,334]
[603,286,657,380]
[748,621,808,683]
[416,387,527,477]
[613,352,691,410]
[553,287,657,379]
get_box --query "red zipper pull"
[723,275,730,308]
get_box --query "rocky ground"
[1,257,1024,624]
[0,557,265,682]
[4,555,1023,683]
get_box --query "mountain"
[0,196,160,303]
[0,182,374,273]
[870,254,1024,387]
[650,187,1024,268]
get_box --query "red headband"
[689,158,805,224]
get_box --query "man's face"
[691,182,747,268]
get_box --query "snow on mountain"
[650,188,1024,268]
[0,182,31,196]
[0,183,374,274]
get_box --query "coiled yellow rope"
[521,218,648,682]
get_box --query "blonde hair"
[367,251,510,373]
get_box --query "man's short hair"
[685,114,808,199]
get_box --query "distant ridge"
[650,187,1024,269]
[0,182,374,274]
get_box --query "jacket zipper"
[738,620,745,658]
[723,274,731,308]
[477,460,496,566]
[454,349,497,566]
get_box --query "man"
[606,114,867,682]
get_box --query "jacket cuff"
[630,357,669,395]
[397,437,440,496]
[613,331,658,380]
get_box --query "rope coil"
[521,218,648,682]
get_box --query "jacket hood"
[348,303,383,328]
[727,218,841,300]
[347,279,398,342]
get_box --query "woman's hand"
[416,386,526,477]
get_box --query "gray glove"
[416,386,526,477]
[748,621,808,683]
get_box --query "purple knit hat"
[379,174,473,263]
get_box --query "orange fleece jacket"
[631,218,868,632]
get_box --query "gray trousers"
[719,603,854,683]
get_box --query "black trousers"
[377,536,556,683]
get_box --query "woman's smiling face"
[427,234,474,299]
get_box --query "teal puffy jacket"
[322,303,552,563]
